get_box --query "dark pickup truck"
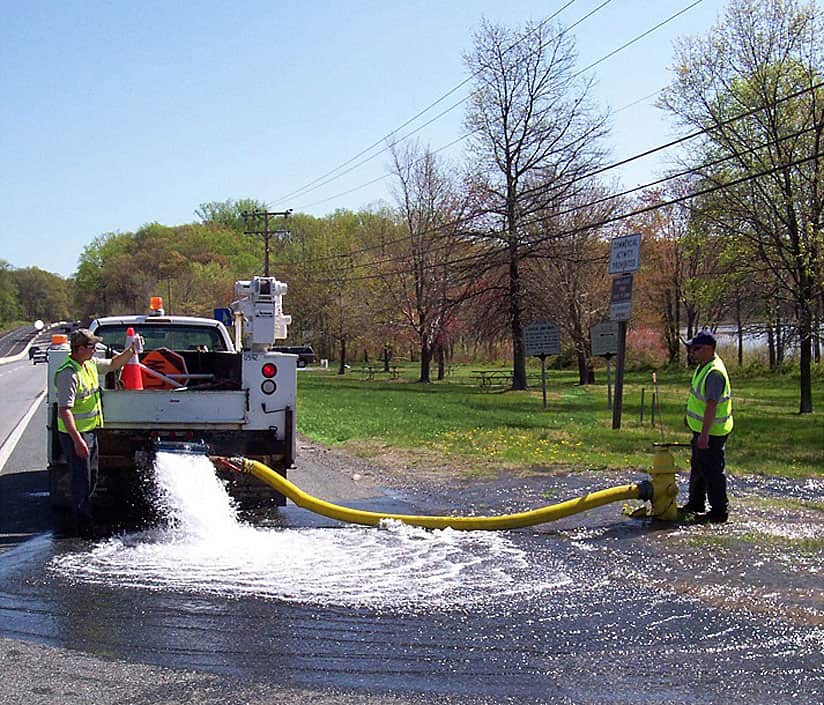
[272,345,316,368]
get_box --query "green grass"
[296,363,824,478]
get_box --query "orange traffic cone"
[121,326,144,390]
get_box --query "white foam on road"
[51,452,571,610]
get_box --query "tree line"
[2,0,821,412]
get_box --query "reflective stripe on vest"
[686,355,733,435]
[55,356,103,433]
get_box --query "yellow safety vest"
[56,356,103,433]
[686,355,733,436]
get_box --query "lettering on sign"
[610,274,633,321]
[524,322,561,356]
[608,233,642,274]
[590,321,619,357]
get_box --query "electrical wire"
[275,81,822,271]
[292,0,703,210]
[293,148,824,285]
[275,0,586,204]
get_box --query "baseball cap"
[685,330,717,348]
[70,328,103,348]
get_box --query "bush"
[626,327,667,370]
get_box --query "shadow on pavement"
[0,470,49,550]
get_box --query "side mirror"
[34,319,45,331]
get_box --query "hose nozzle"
[210,456,247,473]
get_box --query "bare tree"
[385,142,479,382]
[525,184,618,384]
[464,18,609,389]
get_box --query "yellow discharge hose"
[214,457,646,531]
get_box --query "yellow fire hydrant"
[623,443,683,520]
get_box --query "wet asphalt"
[0,434,822,704]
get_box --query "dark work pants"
[58,431,99,533]
[688,432,728,514]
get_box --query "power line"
[291,0,706,212]
[295,149,824,285]
[275,0,586,205]
[282,81,822,270]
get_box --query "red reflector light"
[262,363,277,378]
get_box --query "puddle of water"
[50,452,572,610]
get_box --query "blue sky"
[0,0,726,277]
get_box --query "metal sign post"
[524,322,560,410]
[605,354,613,410]
[539,354,548,409]
[608,234,641,430]
[612,320,628,429]
[590,321,619,410]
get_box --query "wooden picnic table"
[362,365,400,380]
[472,370,513,387]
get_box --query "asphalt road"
[0,357,822,704]
[0,325,33,358]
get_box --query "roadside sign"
[610,274,633,321]
[590,321,619,357]
[524,321,560,356]
[608,233,642,274]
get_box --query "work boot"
[695,510,728,524]
[678,503,705,515]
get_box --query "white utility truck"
[46,276,298,527]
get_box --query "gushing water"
[51,452,570,609]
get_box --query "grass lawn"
[296,363,823,479]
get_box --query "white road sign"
[590,321,619,357]
[608,233,642,274]
[524,321,560,356]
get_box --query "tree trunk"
[382,343,391,372]
[418,337,432,383]
[577,352,595,385]
[798,300,813,413]
[436,343,445,381]
[509,242,527,390]
[733,294,741,367]
[338,338,347,375]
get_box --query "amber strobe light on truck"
[261,362,277,394]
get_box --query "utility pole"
[242,208,293,276]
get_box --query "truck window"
[94,324,229,352]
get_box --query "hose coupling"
[636,480,654,502]
[209,456,249,474]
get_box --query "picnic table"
[362,365,400,380]
[472,370,513,387]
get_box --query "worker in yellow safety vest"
[680,330,733,523]
[55,328,137,537]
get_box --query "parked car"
[271,345,316,368]
[30,346,48,364]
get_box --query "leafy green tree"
[11,267,72,322]
[0,260,21,324]
[660,0,823,412]
[194,198,267,234]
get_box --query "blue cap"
[685,330,716,347]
